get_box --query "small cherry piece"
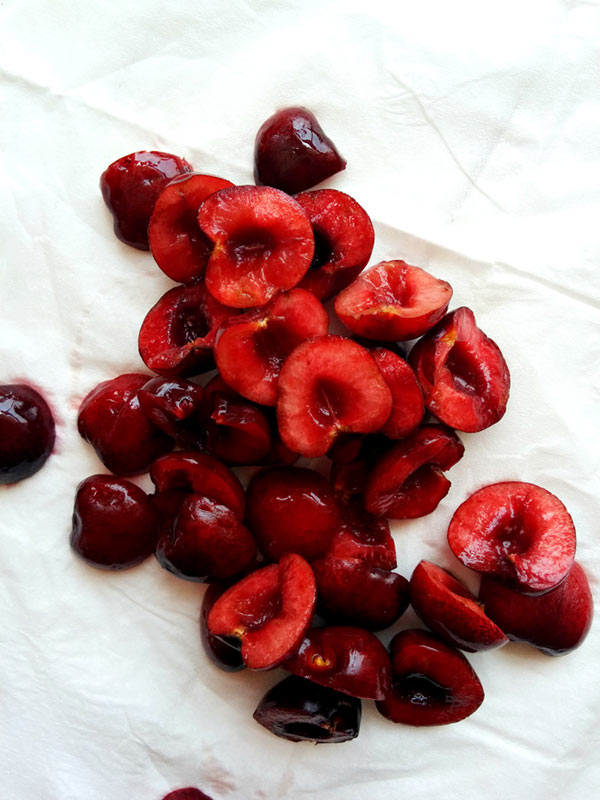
[155,494,257,582]
[78,374,172,476]
[479,562,593,656]
[285,626,392,700]
[334,261,453,341]
[139,283,234,378]
[100,151,192,249]
[70,474,158,569]
[277,335,393,457]
[253,675,360,743]
[447,481,576,595]
[0,384,55,484]
[215,288,329,406]
[149,173,234,283]
[200,582,245,672]
[198,185,314,308]
[202,375,271,465]
[410,560,508,652]
[295,189,374,301]
[207,553,316,670]
[254,107,346,195]
[371,348,424,439]
[162,790,214,800]
[137,376,204,443]
[246,466,341,562]
[327,497,397,570]
[376,629,484,726]
[363,425,464,519]
[150,451,245,520]
[313,557,409,631]
[409,306,510,432]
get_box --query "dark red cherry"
[162,789,214,800]
[100,151,192,249]
[70,475,158,569]
[0,384,55,484]
[254,107,346,195]
[253,675,361,743]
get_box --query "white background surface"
[1,1,599,798]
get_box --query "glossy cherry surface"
[71,474,158,569]
[0,384,55,485]
[254,107,346,195]
[100,151,192,249]
[253,675,361,743]
[200,582,245,672]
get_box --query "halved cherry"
[214,288,329,406]
[479,562,593,656]
[149,173,234,283]
[100,151,192,249]
[327,497,397,570]
[277,335,393,458]
[285,626,391,700]
[371,347,424,439]
[246,466,340,562]
[294,189,374,301]
[447,481,576,595]
[363,425,464,519]
[71,474,158,570]
[198,185,314,308]
[376,629,484,726]
[201,375,271,465]
[78,373,172,476]
[334,261,452,341]
[410,560,508,652]
[139,284,234,377]
[254,107,346,195]
[150,451,245,520]
[137,376,204,444]
[207,553,316,670]
[409,306,510,432]
[200,582,245,672]
[313,556,409,631]
[253,675,360,743]
[155,494,257,582]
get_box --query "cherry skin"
[200,583,245,672]
[100,151,192,249]
[71,475,158,569]
[253,675,361,743]
[162,790,214,800]
[0,384,55,484]
[254,107,346,195]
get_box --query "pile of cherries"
[68,106,592,757]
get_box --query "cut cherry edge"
[138,283,235,378]
[334,260,453,341]
[371,347,424,440]
[375,629,485,726]
[200,582,245,672]
[207,553,317,670]
[150,451,245,520]
[363,424,465,519]
[214,288,329,406]
[254,107,346,195]
[137,376,204,444]
[478,561,593,656]
[294,189,374,302]
[284,625,392,700]
[198,185,315,309]
[447,481,577,595]
[408,305,510,433]
[327,496,397,570]
[276,335,393,458]
[410,560,508,652]
[149,173,235,284]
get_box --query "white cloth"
[1,1,599,798]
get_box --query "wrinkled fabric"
[0,1,599,798]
